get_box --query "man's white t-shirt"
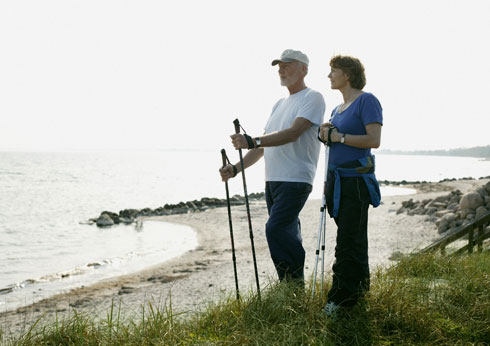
[264,87,325,185]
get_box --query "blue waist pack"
[326,155,381,218]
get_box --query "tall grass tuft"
[4,251,490,345]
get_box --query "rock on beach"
[460,192,483,210]
[398,180,490,234]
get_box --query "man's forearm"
[255,117,313,148]
[258,127,302,147]
[234,148,264,173]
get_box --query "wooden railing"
[421,211,490,255]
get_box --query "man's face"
[278,61,304,87]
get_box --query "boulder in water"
[100,211,119,224]
[96,213,114,227]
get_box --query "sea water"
[1,150,489,311]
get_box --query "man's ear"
[302,64,308,76]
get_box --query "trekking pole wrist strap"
[327,127,335,147]
[231,164,238,177]
[243,134,256,149]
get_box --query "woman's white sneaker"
[323,301,340,319]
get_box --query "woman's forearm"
[321,122,382,149]
[341,132,381,149]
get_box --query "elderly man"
[220,49,325,284]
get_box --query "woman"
[318,55,383,316]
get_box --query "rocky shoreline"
[85,176,490,228]
[85,192,266,227]
[397,180,490,235]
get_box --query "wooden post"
[468,228,474,254]
[477,225,483,253]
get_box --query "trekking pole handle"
[221,149,227,167]
[233,119,241,134]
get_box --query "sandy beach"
[1,178,487,337]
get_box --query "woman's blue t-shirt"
[329,92,383,171]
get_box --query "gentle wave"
[0,171,24,175]
[1,256,129,295]
[0,220,198,312]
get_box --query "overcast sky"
[1,0,489,152]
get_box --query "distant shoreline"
[380,175,490,185]
[376,144,490,159]
[2,146,490,158]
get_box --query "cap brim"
[271,58,298,66]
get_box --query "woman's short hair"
[330,55,366,90]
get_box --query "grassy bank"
[3,252,490,345]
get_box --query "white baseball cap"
[271,49,309,66]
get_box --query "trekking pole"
[312,128,332,297]
[221,149,240,300]
[312,145,329,297]
[233,118,261,299]
[319,146,330,293]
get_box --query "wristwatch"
[254,137,262,148]
[340,134,345,144]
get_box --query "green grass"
[3,252,490,345]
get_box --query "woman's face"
[328,67,349,90]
